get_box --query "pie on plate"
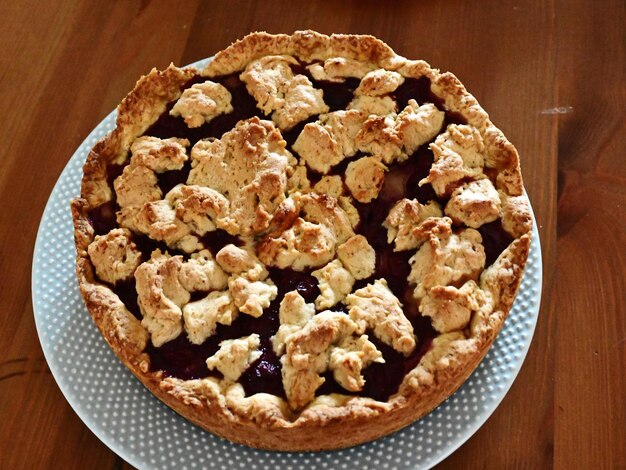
[71,30,532,451]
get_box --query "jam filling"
[87,64,515,402]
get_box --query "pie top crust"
[71,30,531,451]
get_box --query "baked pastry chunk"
[71,31,532,451]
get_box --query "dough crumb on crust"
[135,251,190,347]
[114,164,162,208]
[355,101,444,164]
[183,290,238,344]
[329,335,384,391]
[434,124,485,168]
[206,334,262,382]
[258,192,355,271]
[228,277,278,318]
[133,200,199,253]
[420,142,484,198]
[384,199,443,251]
[408,218,486,300]
[170,81,233,128]
[313,175,344,199]
[215,244,269,281]
[345,156,387,203]
[292,110,366,174]
[166,184,230,236]
[348,95,397,116]
[500,192,532,237]
[336,235,376,280]
[240,55,328,130]
[130,136,190,173]
[345,279,416,356]
[355,69,405,97]
[445,179,501,228]
[281,310,381,409]
[179,249,228,292]
[87,228,142,285]
[420,280,486,333]
[306,57,376,82]
[188,117,296,236]
[312,259,355,309]
[272,291,316,355]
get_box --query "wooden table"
[2,0,624,468]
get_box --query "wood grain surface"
[1,0,624,468]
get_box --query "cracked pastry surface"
[72,30,532,452]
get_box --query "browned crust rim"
[70,30,532,451]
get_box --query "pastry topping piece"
[500,192,532,237]
[419,147,474,198]
[87,228,142,285]
[292,110,366,174]
[445,179,501,228]
[348,95,398,117]
[228,277,278,318]
[313,175,344,198]
[240,55,295,114]
[312,259,355,309]
[113,136,189,211]
[420,124,487,198]
[306,57,376,82]
[292,121,343,174]
[178,249,228,292]
[129,136,190,173]
[114,164,162,208]
[329,335,384,392]
[384,199,443,251]
[355,101,444,164]
[135,251,190,347]
[420,280,485,333]
[133,200,199,253]
[395,101,445,155]
[206,334,262,382]
[240,55,329,130]
[170,81,233,128]
[287,165,311,194]
[166,184,230,236]
[355,115,401,163]
[272,291,316,355]
[338,196,360,228]
[345,279,416,356]
[183,290,237,344]
[258,193,355,271]
[345,156,387,203]
[188,117,296,236]
[355,69,405,97]
[215,244,268,282]
[479,236,526,307]
[295,191,355,245]
[259,217,335,271]
[408,218,486,300]
[322,58,377,78]
[336,234,376,280]
[281,311,381,409]
[434,124,485,168]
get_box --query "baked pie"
[71,31,532,451]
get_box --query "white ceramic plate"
[32,58,542,470]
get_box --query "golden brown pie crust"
[71,30,531,451]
